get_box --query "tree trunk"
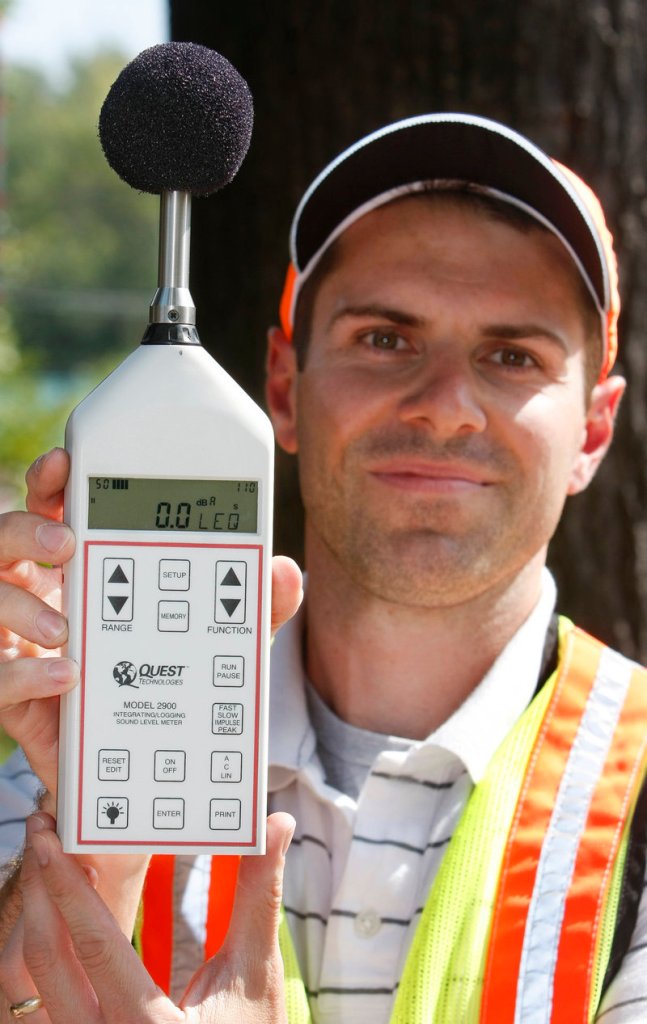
[170,0,647,660]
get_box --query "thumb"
[182,813,295,1019]
[222,812,295,956]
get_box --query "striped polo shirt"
[1,570,646,1020]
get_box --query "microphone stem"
[149,190,196,325]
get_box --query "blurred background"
[0,0,169,757]
[0,0,168,505]
[2,0,647,674]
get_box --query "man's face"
[268,195,622,608]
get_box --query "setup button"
[159,560,190,591]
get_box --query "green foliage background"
[1,51,159,506]
[0,50,161,757]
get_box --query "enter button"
[153,798,185,829]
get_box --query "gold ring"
[9,997,43,1017]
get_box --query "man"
[0,113,644,1022]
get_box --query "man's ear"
[567,375,626,495]
[266,325,299,454]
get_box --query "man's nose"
[397,357,487,438]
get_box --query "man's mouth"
[367,459,495,493]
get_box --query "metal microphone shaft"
[150,190,195,325]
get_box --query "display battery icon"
[112,479,129,490]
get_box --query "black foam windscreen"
[99,42,253,196]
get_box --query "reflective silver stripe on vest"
[514,647,635,1024]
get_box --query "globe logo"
[113,661,138,688]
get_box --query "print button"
[209,799,241,830]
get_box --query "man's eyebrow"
[481,323,568,351]
[326,304,426,332]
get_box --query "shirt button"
[354,909,382,938]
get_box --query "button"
[102,559,134,621]
[153,798,185,829]
[159,559,190,591]
[209,798,241,830]
[211,751,242,782]
[354,909,382,938]
[97,797,129,829]
[212,703,243,735]
[213,655,244,687]
[158,600,189,632]
[154,750,186,781]
[215,561,247,623]
[98,749,130,781]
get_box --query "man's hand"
[0,448,303,800]
[0,812,294,1023]
[0,447,303,947]
[0,448,76,798]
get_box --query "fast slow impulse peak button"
[102,559,134,621]
[212,703,243,735]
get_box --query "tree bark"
[170,0,647,659]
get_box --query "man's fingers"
[0,578,69,649]
[25,449,70,519]
[221,812,295,961]
[20,818,99,1024]
[271,557,303,637]
[0,657,79,707]
[23,817,178,1023]
[184,813,294,1017]
[0,512,74,574]
[0,918,49,1023]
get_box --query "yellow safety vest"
[141,620,647,1023]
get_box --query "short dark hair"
[292,185,603,392]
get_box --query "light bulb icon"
[105,802,123,824]
[97,797,128,830]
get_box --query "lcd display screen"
[88,477,258,533]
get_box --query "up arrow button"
[102,558,134,621]
[215,561,246,624]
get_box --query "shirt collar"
[406,568,557,782]
[268,597,316,790]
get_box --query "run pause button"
[215,561,247,624]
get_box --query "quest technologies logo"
[113,661,138,688]
[112,662,187,688]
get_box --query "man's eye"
[493,348,537,368]
[363,329,407,351]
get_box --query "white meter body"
[58,342,273,855]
